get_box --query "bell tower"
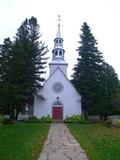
[49,15,68,76]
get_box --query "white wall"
[34,68,81,119]
[49,63,68,76]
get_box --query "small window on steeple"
[55,51,58,56]
[59,40,61,44]
[59,50,62,55]
[56,39,58,44]
[55,51,58,55]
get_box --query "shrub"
[116,120,120,128]
[24,116,41,123]
[104,120,112,127]
[104,119,120,128]
[0,114,4,124]
[64,115,89,124]
[40,115,52,123]
[24,115,52,123]
[3,118,15,125]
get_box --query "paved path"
[38,123,89,160]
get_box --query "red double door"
[52,106,63,120]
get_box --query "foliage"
[39,115,52,123]
[3,118,15,125]
[0,114,14,125]
[0,38,14,115]
[112,89,120,112]
[115,120,120,128]
[24,115,52,123]
[104,119,112,127]
[71,22,104,114]
[71,22,120,118]
[93,63,120,119]
[0,123,49,160]
[105,119,120,128]
[0,114,4,124]
[0,17,48,119]
[23,116,41,123]
[67,123,120,160]
[64,115,88,123]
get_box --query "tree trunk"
[15,109,19,120]
[103,115,108,121]
[10,107,15,120]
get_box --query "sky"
[0,0,120,79]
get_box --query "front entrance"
[52,106,63,120]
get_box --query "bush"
[40,115,52,123]
[64,115,89,124]
[104,120,112,127]
[24,115,52,123]
[104,119,120,128]
[0,114,4,124]
[116,120,120,128]
[3,118,15,125]
[23,116,41,123]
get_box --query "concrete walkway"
[38,123,89,160]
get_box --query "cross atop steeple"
[56,15,62,38]
[57,15,62,27]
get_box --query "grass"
[67,123,120,160]
[0,123,50,160]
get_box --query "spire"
[56,15,62,38]
[52,15,65,61]
[49,15,68,76]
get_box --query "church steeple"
[49,15,68,76]
[52,15,65,60]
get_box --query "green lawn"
[67,123,120,160]
[0,123,50,160]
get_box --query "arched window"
[56,39,58,44]
[53,97,63,106]
[55,50,58,56]
[59,39,61,44]
[53,100,62,106]
[59,50,62,56]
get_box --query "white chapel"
[33,16,82,120]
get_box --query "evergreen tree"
[0,38,14,115]
[71,22,104,114]
[95,63,120,119]
[15,17,48,93]
[0,17,48,119]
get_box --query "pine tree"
[15,17,48,93]
[0,17,48,119]
[71,22,104,114]
[0,38,17,117]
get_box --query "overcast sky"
[0,0,120,79]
